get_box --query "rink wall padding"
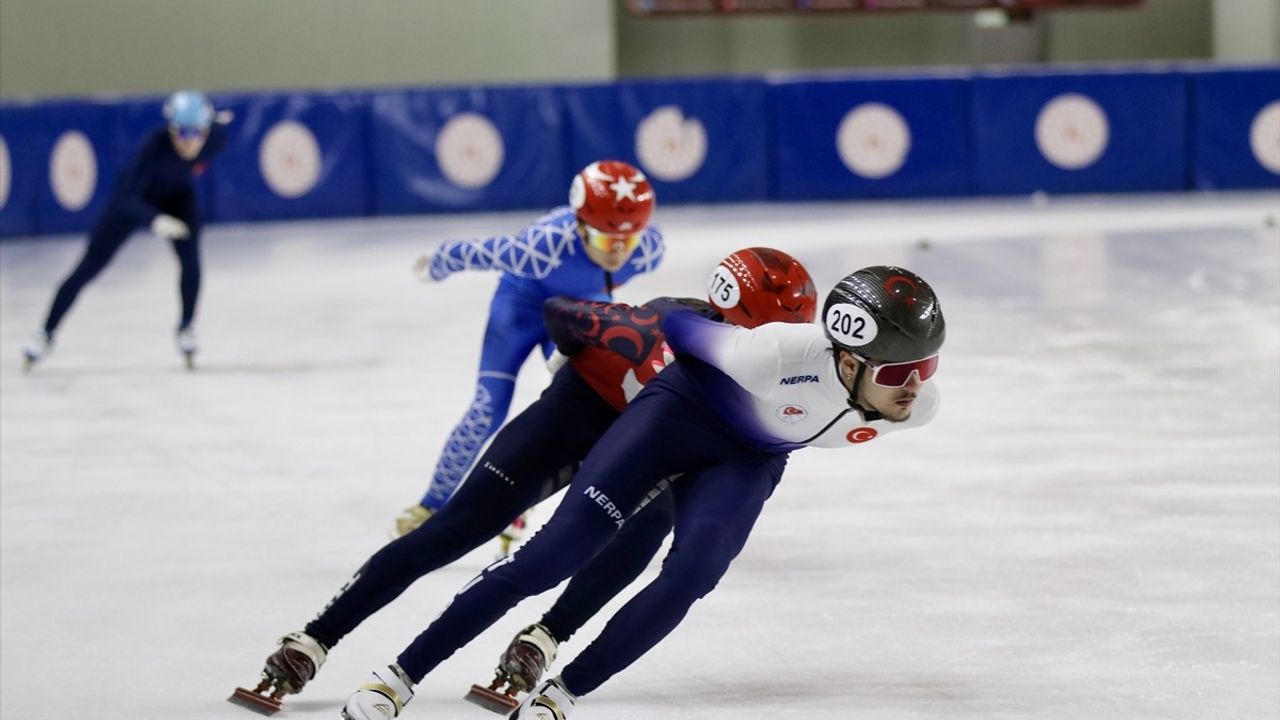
[561,78,770,203]
[369,86,567,215]
[0,102,43,237]
[210,91,372,222]
[770,73,972,200]
[1189,68,1280,190]
[971,69,1189,195]
[29,101,120,236]
[1,64,1277,240]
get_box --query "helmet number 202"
[830,309,865,339]
[825,303,877,347]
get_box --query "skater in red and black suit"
[230,248,819,716]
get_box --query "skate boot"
[391,504,433,538]
[497,512,530,557]
[466,623,559,713]
[228,631,328,715]
[176,326,197,369]
[506,677,576,720]
[341,663,414,720]
[21,331,53,371]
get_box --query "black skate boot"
[465,623,559,714]
[228,631,328,715]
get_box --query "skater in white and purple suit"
[339,265,948,720]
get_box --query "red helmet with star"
[569,160,655,235]
[707,247,818,329]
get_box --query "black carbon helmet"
[822,265,945,362]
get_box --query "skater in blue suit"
[22,90,231,370]
[393,160,664,539]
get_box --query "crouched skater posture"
[227,247,818,716]
[392,160,665,549]
[23,90,231,370]
[337,265,947,720]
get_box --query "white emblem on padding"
[260,120,321,198]
[50,130,97,211]
[1035,93,1109,170]
[0,136,11,210]
[436,112,505,189]
[636,105,706,182]
[837,102,911,179]
[1250,101,1280,175]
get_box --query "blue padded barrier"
[0,103,44,238]
[1189,67,1280,189]
[210,91,371,222]
[35,100,119,235]
[561,78,769,204]
[770,73,971,200]
[370,86,566,215]
[971,69,1188,195]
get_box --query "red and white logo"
[776,404,808,424]
[846,427,878,444]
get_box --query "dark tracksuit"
[392,359,787,696]
[304,298,713,654]
[42,123,227,335]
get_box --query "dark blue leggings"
[394,372,786,696]
[44,199,202,334]
[305,368,674,650]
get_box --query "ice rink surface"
[2,192,1278,719]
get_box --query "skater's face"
[838,350,934,423]
[169,125,209,160]
[581,222,642,272]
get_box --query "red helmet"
[707,247,817,329]
[569,160,654,234]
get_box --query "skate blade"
[183,352,196,370]
[228,687,283,716]
[465,684,520,714]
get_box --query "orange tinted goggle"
[584,226,642,253]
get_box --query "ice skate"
[341,664,414,720]
[497,511,530,557]
[465,623,559,714]
[391,504,433,538]
[21,331,53,371]
[228,631,328,715]
[506,677,576,720]
[176,326,197,370]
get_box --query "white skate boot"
[507,677,576,720]
[176,326,197,369]
[22,331,53,370]
[342,664,414,720]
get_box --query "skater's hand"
[412,253,449,282]
[151,214,191,241]
[215,109,235,124]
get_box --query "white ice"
[2,192,1278,719]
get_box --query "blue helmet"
[163,90,213,132]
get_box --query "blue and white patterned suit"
[419,206,664,510]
